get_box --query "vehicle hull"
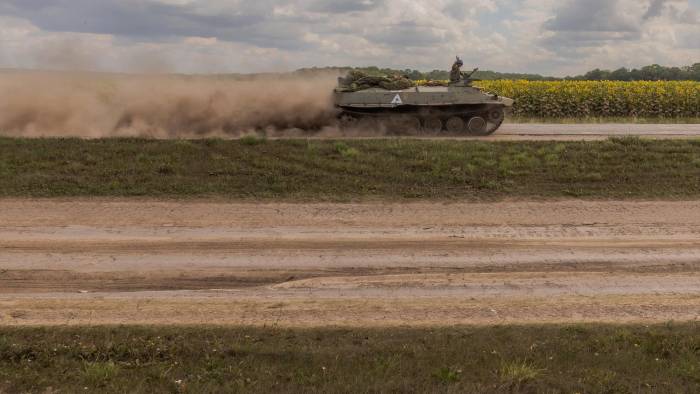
[333,86,514,135]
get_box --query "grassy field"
[1,137,699,200]
[1,324,698,393]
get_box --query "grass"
[0,324,698,393]
[499,360,543,388]
[82,361,120,387]
[1,137,699,200]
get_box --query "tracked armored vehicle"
[334,60,514,135]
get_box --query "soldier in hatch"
[450,57,464,83]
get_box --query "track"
[1,199,699,326]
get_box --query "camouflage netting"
[337,70,415,92]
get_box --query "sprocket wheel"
[470,108,505,136]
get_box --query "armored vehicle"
[333,59,514,135]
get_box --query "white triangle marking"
[391,94,403,105]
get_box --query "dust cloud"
[0,71,342,138]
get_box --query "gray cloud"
[541,31,641,59]
[644,0,700,21]
[0,0,397,51]
[545,0,639,33]
[1,0,261,37]
[443,0,470,19]
[367,22,453,48]
[0,0,319,49]
[309,0,384,14]
[542,0,646,55]
[644,0,669,19]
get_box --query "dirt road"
[492,123,700,140]
[1,199,699,326]
[309,123,700,140]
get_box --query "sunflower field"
[474,80,700,119]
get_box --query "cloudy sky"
[0,0,698,76]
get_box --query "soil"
[309,123,700,140]
[488,123,700,140]
[1,199,699,326]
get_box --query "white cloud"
[0,0,697,76]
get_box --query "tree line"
[567,64,700,81]
[295,63,700,81]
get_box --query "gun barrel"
[461,68,479,79]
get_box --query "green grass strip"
[1,136,699,200]
[1,324,698,392]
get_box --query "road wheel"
[467,116,487,135]
[445,116,465,134]
[422,117,443,134]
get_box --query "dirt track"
[302,123,700,140]
[489,123,700,140]
[1,199,699,326]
